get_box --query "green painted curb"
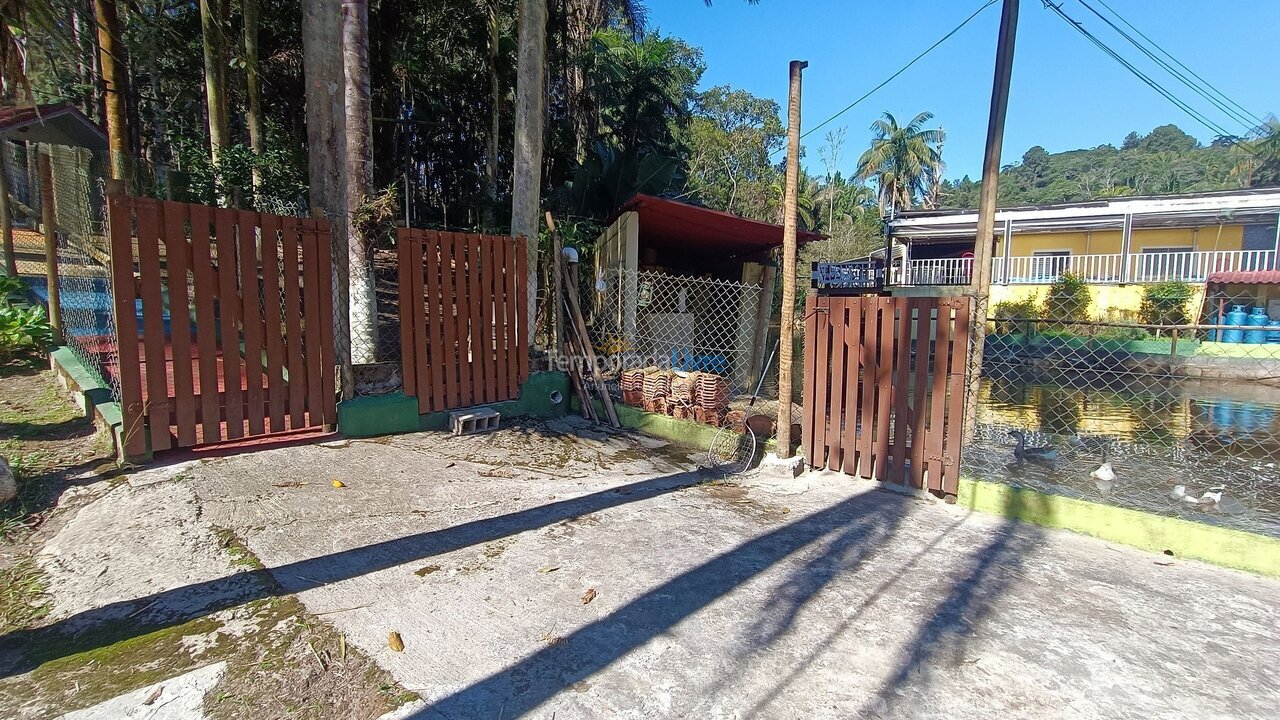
[337,371,572,437]
[48,345,131,464]
[957,477,1280,578]
[571,397,780,455]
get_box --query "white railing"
[906,257,973,285]
[906,250,1277,286]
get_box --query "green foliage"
[0,278,53,364]
[170,141,307,212]
[1138,280,1195,326]
[855,111,945,211]
[559,141,680,218]
[684,85,784,221]
[991,297,1041,334]
[939,123,1261,208]
[1042,271,1091,321]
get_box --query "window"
[1031,250,1070,280]
[1137,246,1193,280]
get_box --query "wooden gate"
[397,229,529,413]
[801,294,971,495]
[108,195,336,458]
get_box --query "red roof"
[614,194,825,257]
[0,102,107,151]
[1207,270,1280,285]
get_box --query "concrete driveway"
[5,417,1278,719]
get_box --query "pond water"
[966,366,1280,538]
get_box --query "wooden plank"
[161,201,196,447]
[260,213,286,433]
[888,298,912,482]
[315,219,337,425]
[491,236,509,401]
[909,300,933,490]
[214,208,244,439]
[800,295,816,465]
[486,235,504,403]
[107,196,147,458]
[135,199,171,452]
[825,297,847,472]
[300,218,324,426]
[811,295,831,470]
[856,296,879,478]
[839,297,861,474]
[397,229,416,402]
[502,236,519,399]
[438,233,460,408]
[515,234,529,382]
[925,299,954,492]
[942,298,971,495]
[410,232,429,413]
[280,217,307,429]
[188,203,221,443]
[238,210,265,435]
[422,229,442,409]
[874,297,896,481]
[456,233,477,405]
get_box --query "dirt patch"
[0,359,117,549]
[700,482,793,521]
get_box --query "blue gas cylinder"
[1247,307,1269,344]
[1223,305,1248,343]
[1268,320,1280,344]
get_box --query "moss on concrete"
[957,476,1280,578]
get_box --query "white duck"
[1170,484,1226,506]
[1090,462,1115,494]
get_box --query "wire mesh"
[963,310,1280,538]
[2,139,46,278]
[588,267,781,433]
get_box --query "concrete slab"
[7,419,1277,719]
[57,662,225,720]
[167,420,1280,720]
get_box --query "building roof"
[889,188,1280,241]
[1207,270,1280,285]
[0,103,107,153]
[612,194,825,257]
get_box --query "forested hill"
[938,124,1263,209]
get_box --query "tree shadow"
[0,467,711,677]
[405,488,914,719]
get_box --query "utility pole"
[965,0,1019,438]
[776,59,806,460]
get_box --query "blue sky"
[649,0,1280,181]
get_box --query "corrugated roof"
[0,103,107,152]
[611,194,825,257]
[1207,270,1280,285]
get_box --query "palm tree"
[855,111,945,214]
[586,30,696,154]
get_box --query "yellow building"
[885,189,1280,320]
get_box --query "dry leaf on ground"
[388,631,405,652]
[581,588,597,605]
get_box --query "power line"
[1090,0,1264,130]
[771,0,1000,157]
[1042,1,1235,141]
[1073,0,1260,133]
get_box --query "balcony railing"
[905,249,1276,286]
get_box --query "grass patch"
[0,559,50,635]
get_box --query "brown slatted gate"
[108,195,336,458]
[397,229,530,414]
[801,294,970,495]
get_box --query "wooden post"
[964,0,1019,440]
[0,143,16,276]
[38,149,61,343]
[546,211,563,360]
[776,59,806,459]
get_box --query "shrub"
[991,297,1041,334]
[1138,280,1194,326]
[1042,271,1091,321]
[0,277,53,363]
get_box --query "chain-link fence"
[588,267,782,433]
[2,139,46,278]
[963,312,1280,538]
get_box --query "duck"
[1009,430,1059,465]
[1090,462,1116,494]
[1070,433,1114,453]
[1170,484,1226,506]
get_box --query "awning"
[1207,270,1280,285]
[612,194,825,257]
[0,103,108,153]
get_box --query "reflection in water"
[968,367,1280,538]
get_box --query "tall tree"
[244,0,264,196]
[855,111,944,213]
[343,0,375,363]
[302,0,350,391]
[198,0,230,202]
[512,0,546,344]
[482,0,501,228]
[94,0,132,183]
